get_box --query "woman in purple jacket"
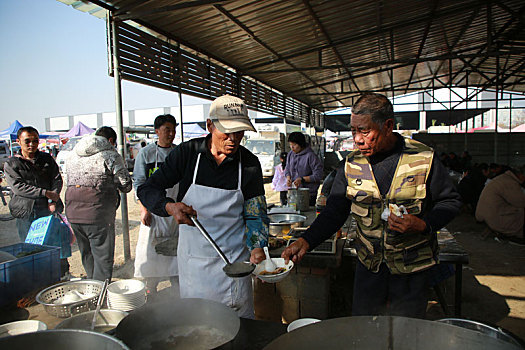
[285,132,324,206]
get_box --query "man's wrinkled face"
[17,131,39,157]
[208,121,244,156]
[156,122,176,146]
[350,114,392,156]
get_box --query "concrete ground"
[1,184,524,342]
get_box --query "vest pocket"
[346,186,374,204]
[391,240,435,273]
[351,202,372,226]
[394,200,422,216]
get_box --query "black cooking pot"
[116,298,240,349]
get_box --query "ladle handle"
[190,216,231,265]
[91,279,108,331]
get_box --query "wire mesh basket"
[35,280,104,318]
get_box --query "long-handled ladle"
[190,216,255,278]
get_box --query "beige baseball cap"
[209,95,256,133]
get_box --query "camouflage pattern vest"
[345,138,436,274]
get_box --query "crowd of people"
[456,160,525,245]
[2,92,523,320]
[434,144,525,246]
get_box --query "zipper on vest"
[380,198,387,263]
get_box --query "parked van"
[244,133,289,177]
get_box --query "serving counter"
[257,208,469,323]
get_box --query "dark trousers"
[16,217,34,242]
[309,194,317,206]
[279,191,288,206]
[71,222,115,281]
[352,261,430,318]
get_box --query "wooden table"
[436,229,470,316]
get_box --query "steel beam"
[301,0,360,93]
[212,4,345,106]
[245,0,493,70]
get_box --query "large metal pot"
[0,329,129,350]
[116,298,239,349]
[55,309,129,334]
[263,316,522,350]
[287,188,310,212]
[437,318,524,348]
[268,213,307,236]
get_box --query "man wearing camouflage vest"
[283,93,461,318]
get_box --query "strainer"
[36,280,104,318]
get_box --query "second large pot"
[116,298,239,349]
[268,214,307,236]
[287,188,310,211]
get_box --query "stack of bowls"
[106,279,146,312]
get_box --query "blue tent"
[0,120,23,140]
[183,123,207,139]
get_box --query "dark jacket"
[65,134,132,224]
[4,151,63,219]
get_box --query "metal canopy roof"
[82,0,524,122]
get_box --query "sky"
[0,0,206,132]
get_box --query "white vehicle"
[56,137,82,173]
[244,135,287,177]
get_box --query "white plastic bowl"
[0,320,47,338]
[253,258,294,283]
[287,318,321,332]
[107,279,146,312]
[107,279,145,295]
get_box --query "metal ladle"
[90,278,109,331]
[190,216,255,278]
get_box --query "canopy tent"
[467,122,511,133]
[0,120,23,140]
[183,123,207,139]
[511,123,525,132]
[61,122,94,139]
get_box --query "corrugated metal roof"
[62,0,525,114]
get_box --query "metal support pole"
[177,43,184,142]
[464,71,469,149]
[111,16,131,262]
[494,55,499,163]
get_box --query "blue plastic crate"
[0,243,60,306]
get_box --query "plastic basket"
[0,243,60,307]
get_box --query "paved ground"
[1,184,524,342]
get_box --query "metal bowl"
[0,329,129,350]
[36,280,103,318]
[268,214,307,236]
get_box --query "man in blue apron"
[138,95,268,318]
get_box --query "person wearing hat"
[137,95,268,318]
